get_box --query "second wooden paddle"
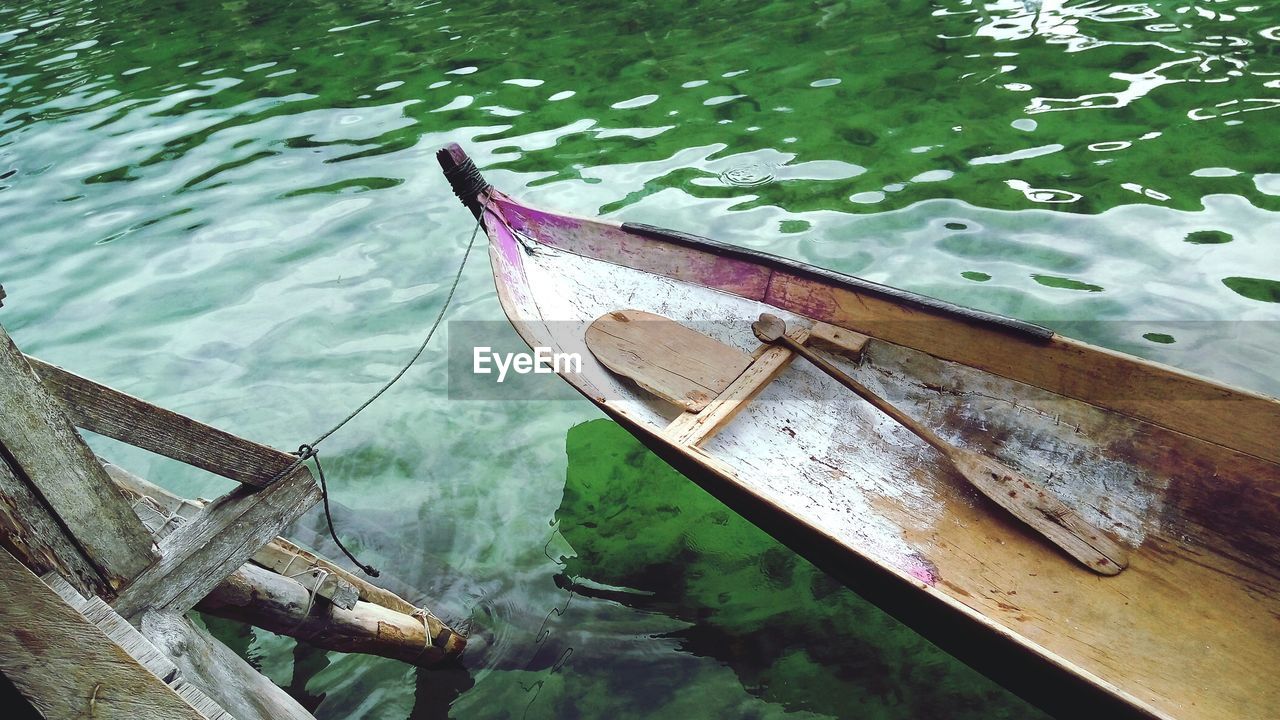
[752,313,1128,576]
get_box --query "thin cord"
[299,444,377,576]
[309,217,482,451]
[266,217,483,575]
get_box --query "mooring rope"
[263,217,483,577]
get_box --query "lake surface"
[2,0,1278,717]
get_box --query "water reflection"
[547,419,1047,719]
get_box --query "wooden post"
[0,547,219,720]
[112,465,322,618]
[0,452,105,596]
[0,324,156,593]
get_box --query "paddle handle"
[762,322,1128,575]
[776,335,953,456]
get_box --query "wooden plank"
[112,465,321,618]
[585,309,753,412]
[197,563,463,666]
[28,355,295,487]
[0,547,215,720]
[0,452,106,597]
[763,271,1280,464]
[665,328,813,447]
[807,321,871,359]
[141,610,316,720]
[0,326,156,592]
[108,462,370,611]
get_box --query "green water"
[2,0,1279,717]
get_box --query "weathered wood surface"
[666,328,809,447]
[103,461,206,538]
[585,310,753,412]
[806,321,870,359]
[29,355,295,487]
[106,459,466,658]
[198,562,460,666]
[0,453,107,597]
[262,537,466,655]
[763,273,1280,464]
[113,465,321,618]
[266,536,419,615]
[756,314,1127,576]
[142,610,316,720]
[0,326,156,593]
[42,573,180,683]
[105,460,365,611]
[0,547,216,720]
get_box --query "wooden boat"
[437,144,1280,719]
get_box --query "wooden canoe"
[437,144,1280,719]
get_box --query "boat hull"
[439,144,1280,720]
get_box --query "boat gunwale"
[482,191,1280,467]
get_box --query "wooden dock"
[0,313,465,720]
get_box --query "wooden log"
[197,562,464,666]
[267,536,419,615]
[0,547,217,720]
[141,610,317,720]
[250,539,361,611]
[0,326,156,592]
[260,538,467,656]
[28,355,295,487]
[0,452,106,597]
[112,465,322,618]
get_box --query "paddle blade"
[949,449,1130,575]
[585,310,753,412]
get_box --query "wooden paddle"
[752,313,1128,576]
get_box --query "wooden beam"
[198,563,465,666]
[112,465,322,618]
[28,355,295,487]
[141,610,318,720]
[0,326,156,592]
[101,459,465,652]
[104,460,366,611]
[807,321,871,359]
[0,452,107,597]
[0,547,216,720]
